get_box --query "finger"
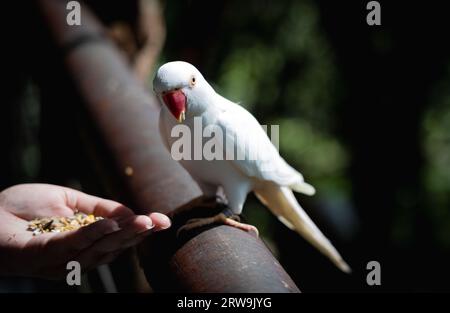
[77,214,171,271]
[149,212,171,231]
[63,188,134,222]
[89,213,171,252]
[120,228,153,249]
[80,215,153,255]
[74,215,152,270]
[43,219,120,258]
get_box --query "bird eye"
[190,76,196,87]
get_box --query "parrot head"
[153,61,215,122]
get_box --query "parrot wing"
[215,97,315,195]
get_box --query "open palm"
[0,184,170,279]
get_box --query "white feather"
[215,95,313,194]
[154,61,350,272]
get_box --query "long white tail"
[255,185,351,273]
[290,181,316,196]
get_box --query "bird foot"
[177,210,258,238]
[221,215,259,237]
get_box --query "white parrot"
[153,61,350,273]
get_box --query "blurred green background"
[158,0,450,291]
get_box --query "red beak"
[162,89,186,122]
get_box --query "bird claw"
[222,216,259,237]
[224,213,241,222]
[176,216,217,238]
[174,196,257,239]
[177,212,258,239]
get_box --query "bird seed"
[27,211,103,235]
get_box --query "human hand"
[0,184,170,279]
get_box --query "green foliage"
[423,63,450,245]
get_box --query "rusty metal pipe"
[37,0,300,293]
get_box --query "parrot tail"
[290,181,316,196]
[255,185,351,273]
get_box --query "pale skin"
[0,184,171,280]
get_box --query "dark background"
[1,0,449,292]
